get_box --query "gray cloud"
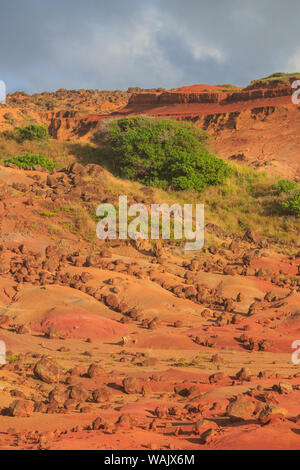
[0,0,299,93]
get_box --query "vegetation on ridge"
[0,115,298,249]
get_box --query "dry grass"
[0,134,298,252]
[96,163,300,251]
[0,135,79,167]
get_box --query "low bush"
[97,116,232,191]
[16,124,49,141]
[281,190,300,216]
[272,179,299,195]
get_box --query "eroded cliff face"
[44,84,297,139]
[201,105,300,180]
[127,86,291,108]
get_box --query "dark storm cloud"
[0,0,299,93]
[158,0,300,85]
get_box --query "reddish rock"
[87,363,107,379]
[227,399,256,420]
[93,387,111,403]
[34,357,61,384]
[123,377,141,394]
[9,400,33,417]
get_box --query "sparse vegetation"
[0,81,299,450]
[0,127,297,248]
[269,179,300,217]
[8,355,20,363]
[62,203,97,242]
[174,359,203,367]
[90,160,299,248]
[15,123,49,141]
[40,210,59,218]
[281,190,300,217]
[248,72,300,87]
[272,179,299,195]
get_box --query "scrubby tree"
[97,116,232,191]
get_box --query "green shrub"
[98,116,232,191]
[267,72,285,78]
[281,190,300,216]
[4,153,55,171]
[16,123,49,141]
[272,179,299,195]
[40,210,59,217]
[8,355,19,363]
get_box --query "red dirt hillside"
[0,75,299,450]
[1,75,297,179]
[0,156,299,450]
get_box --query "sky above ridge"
[0,0,299,93]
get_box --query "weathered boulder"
[34,357,61,384]
[123,377,141,394]
[227,399,256,420]
[9,399,33,417]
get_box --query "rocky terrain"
[0,75,299,450]
[0,160,298,450]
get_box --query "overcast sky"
[0,0,299,94]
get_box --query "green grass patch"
[4,153,56,171]
[40,210,59,217]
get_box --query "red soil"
[0,79,299,450]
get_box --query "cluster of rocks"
[1,356,112,418]
[238,334,274,351]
